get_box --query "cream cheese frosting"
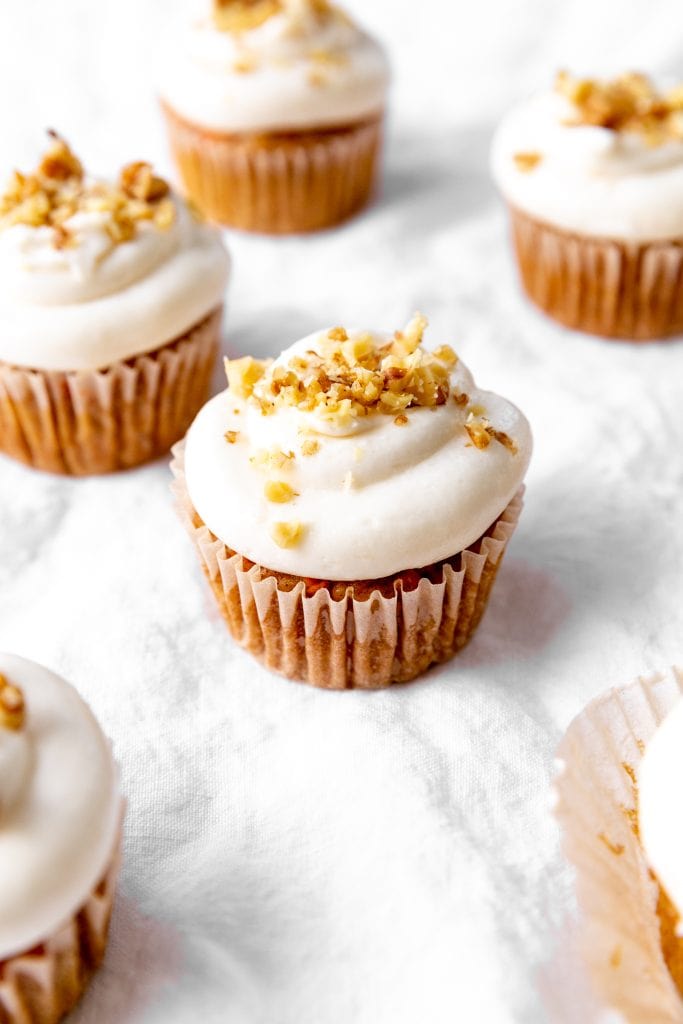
[0,141,230,371]
[183,319,532,580]
[639,697,683,933]
[491,84,683,242]
[0,654,120,961]
[158,1,389,134]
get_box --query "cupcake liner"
[0,308,222,476]
[508,205,683,341]
[554,668,683,1022]
[0,830,121,1024]
[171,442,523,689]
[161,102,384,234]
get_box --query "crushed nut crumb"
[513,151,543,172]
[465,413,519,454]
[250,447,295,471]
[213,0,283,33]
[264,480,297,503]
[301,439,320,457]
[225,430,240,444]
[270,521,304,548]
[556,70,683,146]
[0,134,175,249]
[394,413,408,426]
[0,674,25,731]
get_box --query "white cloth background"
[1,2,682,1021]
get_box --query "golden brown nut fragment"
[213,0,282,32]
[225,430,240,444]
[301,439,320,457]
[513,151,543,172]
[264,480,297,503]
[270,521,304,548]
[120,161,170,203]
[556,70,683,145]
[0,674,25,731]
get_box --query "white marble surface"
[1,1,683,1021]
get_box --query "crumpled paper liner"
[161,102,384,234]
[0,308,222,476]
[0,832,121,1024]
[171,442,523,689]
[508,205,683,341]
[554,668,683,1023]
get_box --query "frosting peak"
[184,318,532,580]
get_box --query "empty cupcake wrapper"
[162,103,384,234]
[0,831,121,1024]
[554,668,683,1023]
[0,307,222,475]
[171,442,524,689]
[508,205,683,341]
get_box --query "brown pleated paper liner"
[554,668,683,1022]
[171,443,523,689]
[161,102,384,234]
[0,834,121,1024]
[508,204,683,341]
[0,308,222,476]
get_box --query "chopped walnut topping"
[465,413,518,454]
[225,430,240,444]
[513,151,543,172]
[231,315,457,429]
[453,391,469,407]
[270,521,304,548]
[213,0,282,32]
[224,355,271,400]
[0,133,175,249]
[394,413,408,426]
[264,480,297,503]
[556,70,683,146]
[250,447,295,471]
[0,674,25,731]
[301,439,320,457]
[309,48,349,67]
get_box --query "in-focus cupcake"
[172,314,532,689]
[0,133,230,475]
[158,0,390,233]
[0,655,122,1024]
[492,72,683,340]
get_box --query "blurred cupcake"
[172,314,532,689]
[0,654,122,1024]
[158,0,390,233]
[0,133,230,475]
[555,668,683,1020]
[492,72,683,340]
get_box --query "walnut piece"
[270,521,304,548]
[513,151,543,172]
[213,0,282,32]
[0,674,25,731]
[225,430,240,444]
[0,134,175,249]
[301,439,320,457]
[264,480,297,503]
[556,70,683,146]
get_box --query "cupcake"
[158,0,390,233]
[172,314,532,689]
[491,72,683,340]
[0,133,230,475]
[638,697,683,997]
[555,669,683,1020]
[0,654,122,1024]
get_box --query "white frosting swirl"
[0,654,120,961]
[183,330,532,580]
[491,91,683,241]
[0,201,230,371]
[158,3,389,133]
